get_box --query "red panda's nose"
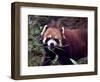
[50,43,54,49]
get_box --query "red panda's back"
[63,28,87,60]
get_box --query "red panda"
[41,25,62,48]
[41,20,87,65]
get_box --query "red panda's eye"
[54,39,60,44]
[45,38,51,43]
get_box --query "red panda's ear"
[40,25,47,36]
[61,27,64,34]
[61,27,65,39]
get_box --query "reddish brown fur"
[43,27,62,41]
[63,28,87,60]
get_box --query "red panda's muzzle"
[40,25,63,49]
[50,43,54,49]
[43,37,60,49]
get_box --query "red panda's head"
[41,25,64,49]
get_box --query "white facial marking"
[48,35,52,38]
[62,27,64,34]
[47,39,57,47]
[55,36,58,39]
[62,27,66,39]
[43,37,46,44]
[59,40,62,47]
